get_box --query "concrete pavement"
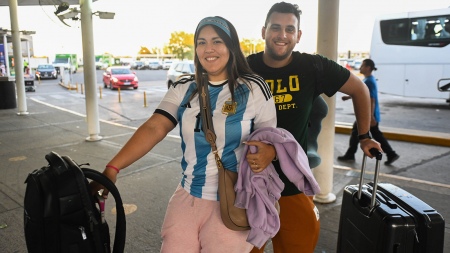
[0,97,449,252]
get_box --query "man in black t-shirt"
[245,2,382,253]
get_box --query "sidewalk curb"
[335,122,450,147]
[59,81,78,90]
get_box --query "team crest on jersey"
[222,99,237,115]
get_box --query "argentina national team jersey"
[155,74,276,200]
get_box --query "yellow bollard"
[99,86,102,99]
[143,91,147,107]
[118,87,121,103]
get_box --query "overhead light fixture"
[56,8,80,27]
[58,8,80,19]
[94,11,115,20]
[54,2,70,15]
[20,30,36,35]
[55,7,115,27]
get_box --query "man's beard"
[266,45,291,61]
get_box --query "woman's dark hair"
[193,16,254,102]
[265,2,302,29]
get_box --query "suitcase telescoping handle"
[357,148,383,208]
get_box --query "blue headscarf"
[195,16,231,38]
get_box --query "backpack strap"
[306,54,328,168]
[310,54,325,95]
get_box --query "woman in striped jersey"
[93,16,277,252]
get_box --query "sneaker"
[337,154,355,162]
[385,154,400,165]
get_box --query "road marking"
[334,164,450,189]
[49,94,67,100]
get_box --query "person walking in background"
[91,16,277,252]
[245,2,382,252]
[338,59,400,165]
[0,61,5,76]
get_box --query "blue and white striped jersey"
[156,74,276,200]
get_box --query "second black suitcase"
[337,149,418,253]
[375,182,445,252]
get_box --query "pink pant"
[161,185,253,253]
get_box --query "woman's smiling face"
[196,25,230,81]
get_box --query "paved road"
[30,68,450,135]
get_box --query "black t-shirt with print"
[248,51,350,195]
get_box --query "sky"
[1,0,449,58]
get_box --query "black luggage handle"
[82,168,126,253]
[357,148,383,208]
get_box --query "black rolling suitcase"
[337,149,445,253]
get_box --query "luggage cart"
[25,78,35,92]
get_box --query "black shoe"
[337,154,355,161]
[385,154,400,165]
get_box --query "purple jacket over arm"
[235,127,321,248]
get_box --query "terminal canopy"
[0,0,96,6]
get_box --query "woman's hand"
[245,141,276,173]
[89,167,118,198]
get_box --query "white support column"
[313,0,340,203]
[8,0,28,115]
[80,0,102,141]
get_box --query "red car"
[103,66,138,90]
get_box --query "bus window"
[380,14,450,47]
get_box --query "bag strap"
[197,73,223,166]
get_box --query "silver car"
[147,61,162,70]
[166,61,195,88]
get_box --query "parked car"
[95,60,108,70]
[147,60,162,70]
[130,61,145,70]
[35,64,58,80]
[353,59,362,70]
[162,60,177,70]
[103,66,139,90]
[166,60,195,88]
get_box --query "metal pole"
[80,0,102,141]
[8,0,28,115]
[312,0,340,203]
[2,34,10,76]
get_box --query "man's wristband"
[358,132,372,141]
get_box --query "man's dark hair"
[364,59,377,71]
[265,2,302,29]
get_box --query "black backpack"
[24,151,126,253]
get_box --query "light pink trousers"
[160,185,253,253]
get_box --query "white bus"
[370,8,450,102]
